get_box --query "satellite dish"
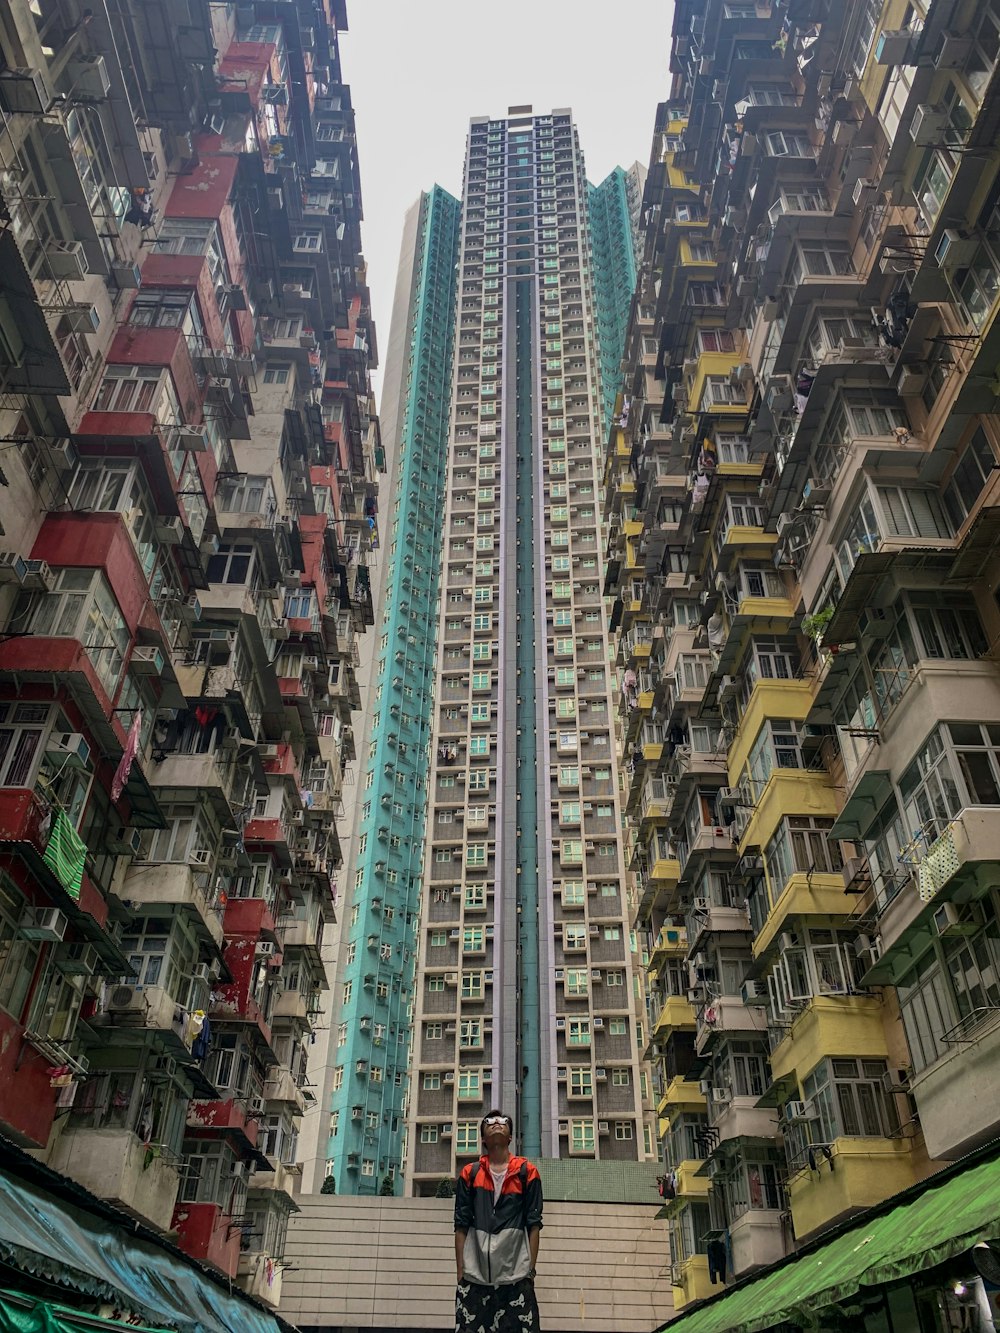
[972,1242,1000,1286]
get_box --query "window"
[462,972,484,1000]
[570,1119,595,1153]
[566,968,589,997]
[900,723,1000,840]
[263,363,292,385]
[455,1121,479,1153]
[766,132,815,158]
[423,1072,441,1090]
[612,1068,630,1086]
[567,1019,591,1047]
[569,1067,592,1097]
[802,1058,899,1148]
[614,1122,633,1140]
[13,570,130,701]
[609,1019,627,1036]
[457,1069,481,1101]
[426,1023,443,1040]
[428,976,445,993]
[944,428,996,527]
[420,1124,438,1143]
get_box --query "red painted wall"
[171,1202,240,1277]
[0,1005,58,1148]
[165,156,240,221]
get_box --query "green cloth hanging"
[42,811,87,901]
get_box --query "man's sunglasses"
[483,1116,511,1129]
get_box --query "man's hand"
[455,1228,467,1283]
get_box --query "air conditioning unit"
[65,304,101,334]
[22,560,54,592]
[598,1120,610,1134]
[595,1067,607,1081]
[784,1099,813,1122]
[934,228,979,271]
[130,645,164,675]
[255,940,276,957]
[445,972,459,985]
[45,438,77,472]
[107,827,143,857]
[68,54,110,97]
[719,674,738,700]
[909,104,947,146]
[875,28,914,64]
[857,606,892,639]
[802,477,831,508]
[56,942,99,976]
[46,732,90,769]
[710,1086,730,1102]
[699,1078,712,1095]
[0,552,27,584]
[692,899,709,914]
[853,178,878,209]
[932,900,980,937]
[443,1071,455,1084]
[441,1123,453,1137]
[155,516,184,544]
[0,67,54,115]
[111,262,142,289]
[882,1067,911,1093]
[897,365,928,396]
[593,1016,604,1028]
[107,983,146,1012]
[936,32,973,68]
[21,907,68,942]
[176,427,208,452]
[46,241,89,279]
[247,1095,266,1115]
[741,979,766,1004]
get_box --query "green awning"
[658,1147,1000,1333]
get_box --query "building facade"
[315,185,461,1195]
[397,107,652,1193]
[0,0,378,1303]
[606,0,1000,1311]
[589,162,646,438]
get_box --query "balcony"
[672,1255,723,1307]
[653,994,696,1037]
[94,983,197,1054]
[124,862,225,950]
[788,1138,917,1242]
[649,924,687,966]
[750,871,849,960]
[237,1253,283,1309]
[147,750,241,818]
[186,1096,260,1150]
[712,1095,779,1146]
[729,1208,786,1277]
[46,1126,180,1231]
[908,1009,1000,1161]
[769,995,887,1087]
[264,1065,306,1113]
[695,995,761,1055]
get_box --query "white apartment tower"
[405,107,652,1191]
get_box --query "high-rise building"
[0,0,378,1303]
[309,185,461,1196]
[589,162,646,437]
[607,0,1000,1311]
[382,106,652,1193]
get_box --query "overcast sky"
[339,0,674,387]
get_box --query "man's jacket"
[454,1154,543,1286]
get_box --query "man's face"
[482,1119,511,1152]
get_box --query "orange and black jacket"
[454,1154,543,1286]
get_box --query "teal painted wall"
[327,186,460,1193]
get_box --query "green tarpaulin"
[42,812,86,901]
[659,1150,1000,1333]
[0,1291,173,1333]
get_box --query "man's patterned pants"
[455,1278,541,1332]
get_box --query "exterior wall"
[280,1193,671,1332]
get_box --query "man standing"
[454,1110,543,1332]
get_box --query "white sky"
[339,0,674,387]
